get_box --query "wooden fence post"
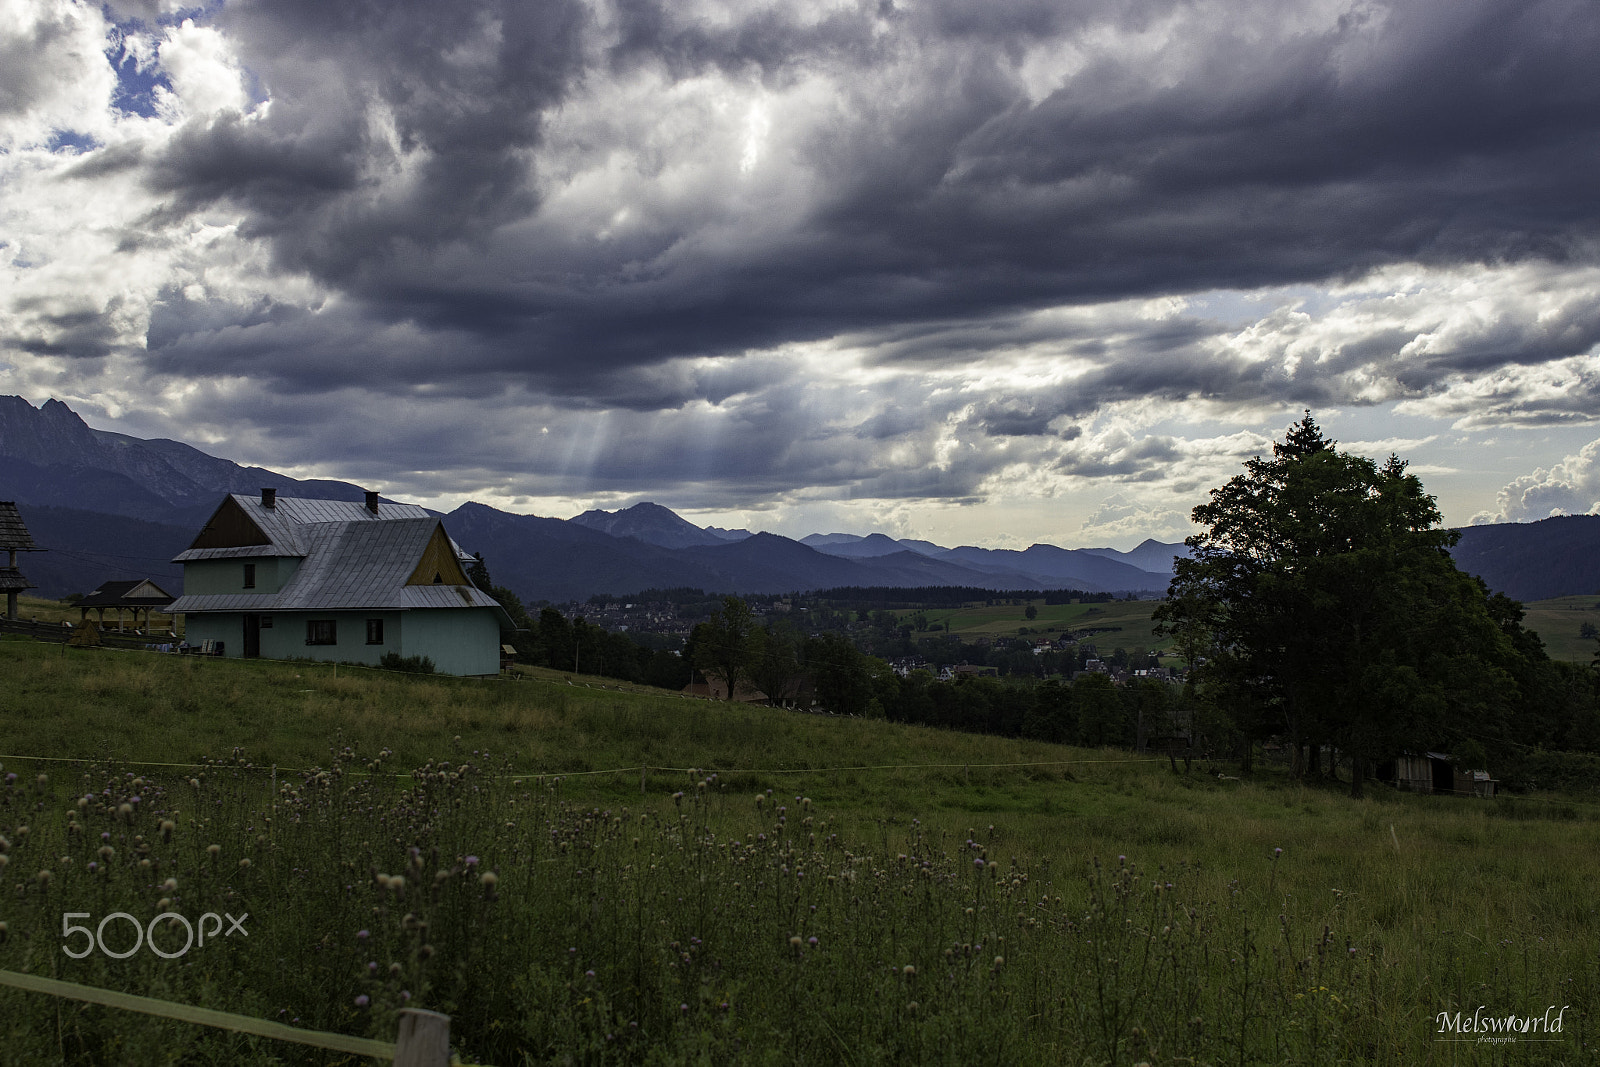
[394,1008,450,1067]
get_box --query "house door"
[243,615,261,658]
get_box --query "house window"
[243,563,256,589]
[260,616,273,629]
[366,619,384,645]
[306,620,337,646]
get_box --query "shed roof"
[0,502,41,551]
[78,579,178,609]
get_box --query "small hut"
[0,501,42,620]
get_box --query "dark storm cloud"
[112,0,1600,428]
[147,0,588,280]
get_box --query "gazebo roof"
[78,579,178,610]
[0,502,41,552]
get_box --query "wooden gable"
[406,524,469,587]
[188,496,271,550]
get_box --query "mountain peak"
[569,501,728,549]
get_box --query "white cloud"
[1473,438,1600,524]
[0,0,118,149]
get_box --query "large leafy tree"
[690,595,757,700]
[1156,413,1522,796]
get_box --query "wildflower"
[465,856,479,868]
[0,921,6,943]
[207,844,221,858]
[790,936,803,951]
[238,858,251,869]
[480,871,498,888]
[98,845,115,861]
[354,995,370,1008]
[163,877,178,891]
[1274,847,1283,857]
[357,930,370,939]
[993,956,1005,969]
[36,870,51,886]
[903,965,916,977]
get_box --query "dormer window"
[243,563,256,589]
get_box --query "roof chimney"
[364,490,380,514]
[261,488,276,509]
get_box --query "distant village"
[553,593,1182,687]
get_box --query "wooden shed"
[1378,752,1497,797]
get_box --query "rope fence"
[0,969,461,1064]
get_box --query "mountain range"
[0,395,1593,606]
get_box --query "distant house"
[77,579,177,634]
[167,490,513,676]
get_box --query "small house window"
[306,620,337,646]
[260,616,273,629]
[366,619,384,645]
[243,563,256,589]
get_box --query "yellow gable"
[406,525,470,586]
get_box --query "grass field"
[1523,596,1600,663]
[1,635,1596,1063]
[908,599,1174,653]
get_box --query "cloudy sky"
[4,0,1600,548]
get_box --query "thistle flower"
[354,995,370,1008]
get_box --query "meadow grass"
[0,637,1596,1064]
[907,600,1173,651]
[1522,596,1600,663]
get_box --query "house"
[166,489,513,676]
[77,579,178,634]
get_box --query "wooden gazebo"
[0,501,42,620]
[77,579,178,635]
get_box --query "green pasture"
[1523,596,1600,663]
[906,599,1174,651]
[1,635,1597,1063]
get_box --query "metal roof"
[169,512,508,625]
[173,494,475,562]
[0,502,41,552]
